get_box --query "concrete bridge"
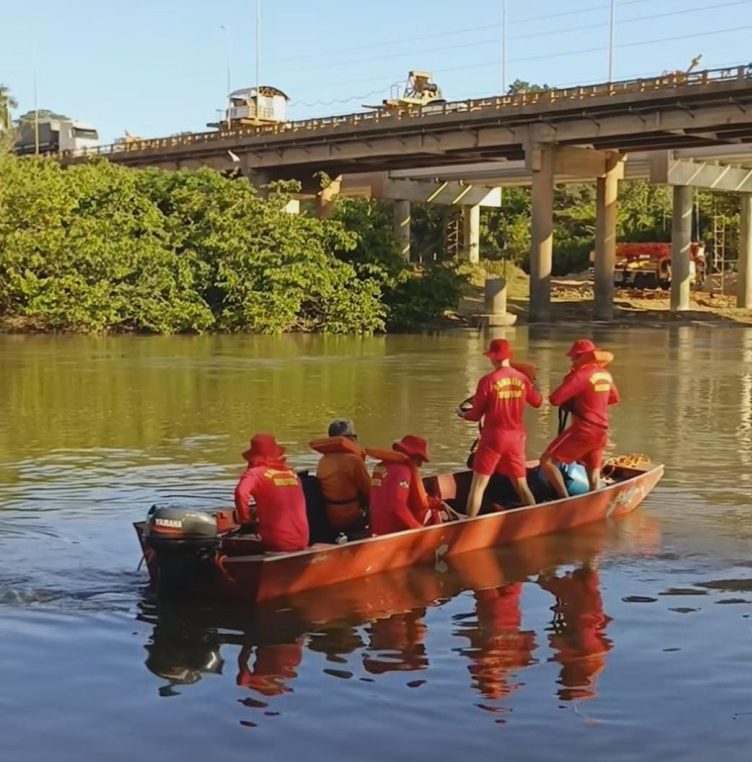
[62,65,752,320]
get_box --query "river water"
[1,328,751,761]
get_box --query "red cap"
[242,433,286,464]
[393,435,430,463]
[567,339,597,358]
[483,338,512,362]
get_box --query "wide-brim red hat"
[567,338,597,358]
[393,435,430,463]
[483,338,512,362]
[242,433,286,463]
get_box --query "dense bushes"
[0,156,464,334]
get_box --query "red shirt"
[549,363,620,430]
[463,366,542,449]
[234,465,309,552]
[369,461,424,535]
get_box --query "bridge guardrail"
[61,65,752,161]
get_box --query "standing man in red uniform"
[541,339,620,498]
[234,433,309,552]
[458,339,543,517]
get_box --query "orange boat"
[135,458,663,604]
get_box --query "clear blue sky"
[2,0,752,143]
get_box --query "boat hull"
[210,463,664,603]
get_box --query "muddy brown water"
[1,328,751,761]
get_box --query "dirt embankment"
[459,265,752,326]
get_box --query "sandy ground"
[459,272,752,326]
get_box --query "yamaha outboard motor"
[143,505,221,596]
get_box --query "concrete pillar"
[462,205,480,263]
[529,144,555,323]
[484,277,508,315]
[316,176,342,219]
[738,193,752,309]
[393,199,411,261]
[593,156,620,320]
[670,185,694,312]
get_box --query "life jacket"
[574,350,614,368]
[311,436,368,530]
[309,436,364,457]
[365,448,444,525]
[510,360,537,383]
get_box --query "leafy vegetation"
[0,154,463,334]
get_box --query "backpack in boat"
[298,471,337,544]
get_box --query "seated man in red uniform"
[368,435,448,536]
[234,433,309,553]
[541,339,620,498]
[458,338,543,517]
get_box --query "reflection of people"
[538,565,613,701]
[455,583,537,701]
[236,640,304,697]
[234,433,309,552]
[311,419,370,534]
[362,609,429,674]
[541,340,620,498]
[458,339,542,516]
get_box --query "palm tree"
[0,84,18,130]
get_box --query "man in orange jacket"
[459,338,543,517]
[234,434,309,553]
[541,339,620,498]
[311,419,370,533]
[368,435,447,536]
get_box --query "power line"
[275,1,751,84]
[266,0,655,69]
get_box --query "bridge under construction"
[61,66,752,321]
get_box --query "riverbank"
[459,265,752,326]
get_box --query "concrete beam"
[670,185,694,312]
[650,153,752,192]
[593,154,621,320]
[393,200,411,261]
[552,146,625,178]
[372,177,501,207]
[528,144,555,323]
[462,205,480,263]
[739,194,752,309]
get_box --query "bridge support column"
[738,193,752,309]
[393,200,411,261]
[316,175,342,219]
[670,185,694,312]
[462,205,480,263]
[529,144,555,323]
[593,155,621,321]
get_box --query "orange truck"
[589,242,706,289]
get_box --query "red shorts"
[473,435,527,479]
[544,426,608,470]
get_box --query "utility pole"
[608,0,616,82]
[220,25,232,129]
[501,0,507,94]
[255,0,261,124]
[33,51,39,155]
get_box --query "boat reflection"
[138,512,660,724]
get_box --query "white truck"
[14,117,99,156]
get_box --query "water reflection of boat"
[137,516,661,715]
[135,460,664,604]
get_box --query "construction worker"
[367,435,449,536]
[541,339,620,498]
[310,419,370,534]
[234,433,309,552]
[458,338,542,517]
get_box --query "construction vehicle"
[207,86,290,130]
[364,71,446,112]
[589,242,706,289]
[14,116,99,155]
